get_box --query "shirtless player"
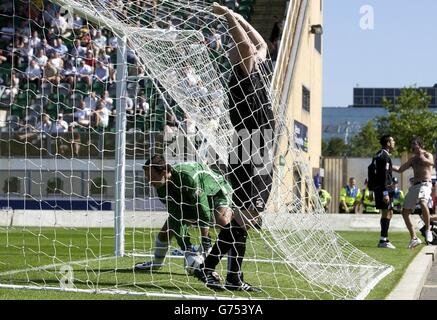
[395,136,434,248]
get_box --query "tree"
[348,121,380,157]
[322,137,348,156]
[377,87,437,155]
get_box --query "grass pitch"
[0,227,421,300]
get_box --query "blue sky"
[323,0,437,107]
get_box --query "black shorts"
[374,188,392,210]
[227,164,272,213]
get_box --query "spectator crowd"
[0,0,258,145]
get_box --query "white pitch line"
[0,256,117,277]
[0,283,255,300]
[0,252,388,278]
[128,252,389,269]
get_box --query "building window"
[90,176,107,195]
[302,85,310,112]
[374,97,383,105]
[364,88,374,96]
[354,88,364,97]
[375,89,384,96]
[354,97,364,106]
[3,177,20,194]
[384,88,395,96]
[363,96,374,105]
[315,33,322,54]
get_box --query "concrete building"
[322,107,386,143]
[273,0,323,171]
[353,85,437,108]
[323,85,437,142]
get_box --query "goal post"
[0,0,394,300]
[114,35,127,258]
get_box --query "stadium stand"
[0,0,255,158]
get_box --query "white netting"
[0,0,392,300]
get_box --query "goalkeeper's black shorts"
[228,163,272,213]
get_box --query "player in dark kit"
[193,2,274,292]
[374,135,396,249]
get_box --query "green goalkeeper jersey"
[156,162,232,249]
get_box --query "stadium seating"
[0,0,256,154]
[10,103,23,118]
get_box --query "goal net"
[0,0,392,299]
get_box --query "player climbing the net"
[193,2,275,292]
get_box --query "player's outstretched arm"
[230,11,267,61]
[212,2,256,76]
[395,157,413,173]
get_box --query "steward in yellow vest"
[339,177,362,213]
[362,187,379,214]
[318,186,331,212]
[391,178,405,214]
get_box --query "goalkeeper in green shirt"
[135,154,234,271]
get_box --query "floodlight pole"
[114,36,127,257]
